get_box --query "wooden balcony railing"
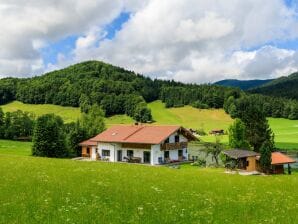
[161,142,188,151]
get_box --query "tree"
[203,136,224,166]
[228,119,250,149]
[81,104,106,137]
[0,108,4,138]
[289,102,298,120]
[32,114,68,158]
[234,95,275,152]
[259,139,274,173]
[79,94,91,113]
[134,104,152,123]
[66,121,88,157]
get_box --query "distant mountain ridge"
[214,79,273,90]
[249,72,298,100]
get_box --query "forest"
[0,60,297,122]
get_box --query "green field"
[0,101,81,123]
[0,140,297,224]
[1,100,298,149]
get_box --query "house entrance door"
[117,150,122,161]
[143,151,151,163]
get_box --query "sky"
[1,0,298,83]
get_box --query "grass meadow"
[1,100,298,149]
[0,141,297,224]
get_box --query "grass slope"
[148,101,233,131]
[0,144,297,224]
[0,101,81,123]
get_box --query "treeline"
[0,105,106,158]
[0,109,34,140]
[160,85,298,120]
[224,95,298,120]
[0,60,297,121]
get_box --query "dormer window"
[175,135,179,143]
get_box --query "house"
[79,124,198,165]
[223,149,296,174]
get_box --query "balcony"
[161,142,188,151]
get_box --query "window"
[178,150,183,157]
[102,150,110,157]
[127,150,134,157]
[175,135,179,143]
[86,148,90,154]
[165,138,169,143]
[164,151,170,159]
[246,161,249,167]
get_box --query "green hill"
[250,72,298,100]
[214,79,273,90]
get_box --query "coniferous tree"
[259,139,274,173]
[234,95,274,152]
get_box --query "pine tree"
[259,139,274,173]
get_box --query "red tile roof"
[271,152,296,165]
[89,125,197,144]
[79,139,97,146]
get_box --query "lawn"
[0,139,32,156]
[0,147,297,224]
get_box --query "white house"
[79,124,197,165]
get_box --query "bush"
[191,158,206,167]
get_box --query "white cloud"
[0,0,124,77]
[1,0,298,82]
[76,0,298,83]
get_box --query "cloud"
[1,0,298,82]
[75,0,298,83]
[0,0,124,77]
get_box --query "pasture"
[1,100,298,149]
[0,141,297,224]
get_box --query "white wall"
[97,142,121,162]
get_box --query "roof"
[89,125,197,144]
[271,152,296,165]
[79,139,97,146]
[223,149,260,159]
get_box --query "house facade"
[79,125,197,165]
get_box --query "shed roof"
[223,149,260,159]
[83,125,197,145]
[271,152,296,165]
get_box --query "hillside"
[249,72,298,100]
[214,79,273,90]
[2,100,298,149]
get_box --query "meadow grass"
[0,151,297,224]
[0,139,32,156]
[0,101,81,123]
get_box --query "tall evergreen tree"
[234,95,274,152]
[259,139,274,173]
